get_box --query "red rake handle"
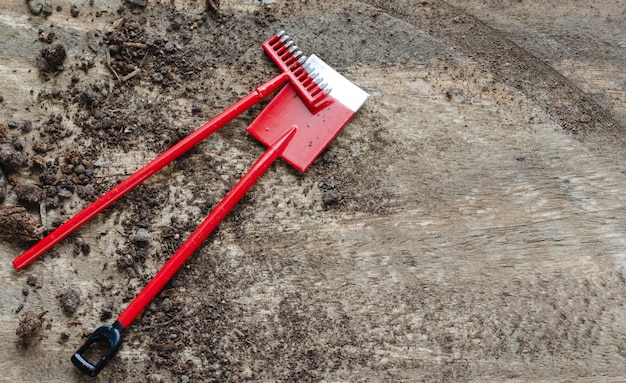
[13,73,289,270]
[117,126,296,328]
[71,127,296,377]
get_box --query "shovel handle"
[72,128,296,377]
[12,73,289,270]
[117,127,297,328]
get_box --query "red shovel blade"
[247,54,368,172]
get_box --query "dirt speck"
[0,167,5,202]
[60,289,80,314]
[206,0,219,14]
[14,184,43,206]
[36,44,66,78]
[100,301,115,321]
[0,143,28,171]
[28,0,43,15]
[41,2,53,16]
[322,189,341,207]
[127,0,148,7]
[26,275,41,289]
[133,228,151,244]
[0,206,41,241]
[16,311,47,341]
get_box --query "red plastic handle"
[117,127,296,328]
[12,73,289,270]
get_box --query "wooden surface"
[1,0,625,381]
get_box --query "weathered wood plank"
[1,0,625,381]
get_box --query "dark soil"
[59,288,81,314]
[0,206,41,241]
[16,311,47,341]
[36,44,67,80]
[14,184,43,206]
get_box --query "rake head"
[263,31,334,114]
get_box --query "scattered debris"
[73,237,91,255]
[16,311,47,341]
[27,0,44,15]
[36,44,67,78]
[127,0,148,8]
[58,188,73,198]
[41,45,66,68]
[445,88,453,100]
[151,72,164,83]
[41,2,53,16]
[105,46,121,81]
[0,167,5,202]
[81,87,104,110]
[0,143,28,171]
[206,0,219,14]
[13,138,25,151]
[14,184,43,206]
[21,120,32,133]
[322,189,341,207]
[123,41,148,49]
[191,102,202,114]
[58,332,70,343]
[38,29,56,43]
[133,228,151,244]
[121,67,141,82]
[0,206,42,241]
[70,5,79,17]
[100,301,115,321]
[26,275,42,289]
[60,289,81,314]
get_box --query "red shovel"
[70,51,368,375]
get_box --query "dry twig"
[105,47,121,82]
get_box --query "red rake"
[16,32,367,377]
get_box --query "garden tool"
[68,40,368,376]
[12,31,330,270]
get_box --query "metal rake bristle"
[266,31,331,103]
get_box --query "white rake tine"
[313,75,324,84]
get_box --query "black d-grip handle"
[71,321,125,377]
